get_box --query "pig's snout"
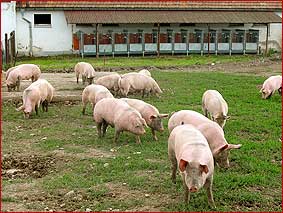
[189,186,198,193]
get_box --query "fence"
[73,29,260,57]
[2,31,16,68]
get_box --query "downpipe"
[20,9,33,57]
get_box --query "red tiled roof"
[17,1,282,11]
[64,10,282,24]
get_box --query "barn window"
[34,14,51,26]
[218,31,230,43]
[246,31,259,43]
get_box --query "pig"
[93,98,147,144]
[95,73,121,96]
[17,79,55,118]
[5,65,18,80]
[138,69,151,77]
[74,62,95,85]
[168,110,241,168]
[202,90,230,128]
[260,75,282,99]
[121,98,168,140]
[168,124,215,207]
[6,64,41,92]
[82,84,114,115]
[118,72,162,97]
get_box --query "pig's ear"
[227,144,242,150]
[179,159,188,172]
[160,113,169,118]
[150,115,157,120]
[215,144,229,154]
[200,164,209,174]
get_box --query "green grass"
[13,54,257,71]
[2,71,281,211]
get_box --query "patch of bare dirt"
[2,154,57,179]
[53,145,114,159]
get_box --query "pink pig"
[121,98,168,141]
[168,124,215,207]
[168,110,241,167]
[93,98,147,144]
[82,84,114,115]
[260,75,282,99]
[74,62,95,85]
[6,64,41,92]
[118,72,162,97]
[17,79,54,118]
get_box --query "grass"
[2,70,281,211]
[13,54,258,71]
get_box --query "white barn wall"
[1,1,16,47]
[253,12,282,52]
[13,10,282,56]
[16,10,73,56]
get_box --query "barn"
[1,0,282,57]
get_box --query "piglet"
[168,124,215,207]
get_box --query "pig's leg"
[135,135,141,144]
[76,74,79,84]
[181,174,190,204]
[102,121,108,137]
[35,105,38,115]
[16,80,20,92]
[96,122,103,137]
[114,129,121,143]
[170,156,177,184]
[41,101,45,112]
[82,102,87,115]
[151,128,158,141]
[278,87,282,95]
[45,101,49,112]
[204,176,216,208]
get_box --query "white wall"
[1,1,16,48]
[252,12,282,52]
[16,10,73,56]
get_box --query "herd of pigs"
[3,62,282,207]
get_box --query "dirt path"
[2,58,281,103]
[2,72,114,102]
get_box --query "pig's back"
[168,110,210,133]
